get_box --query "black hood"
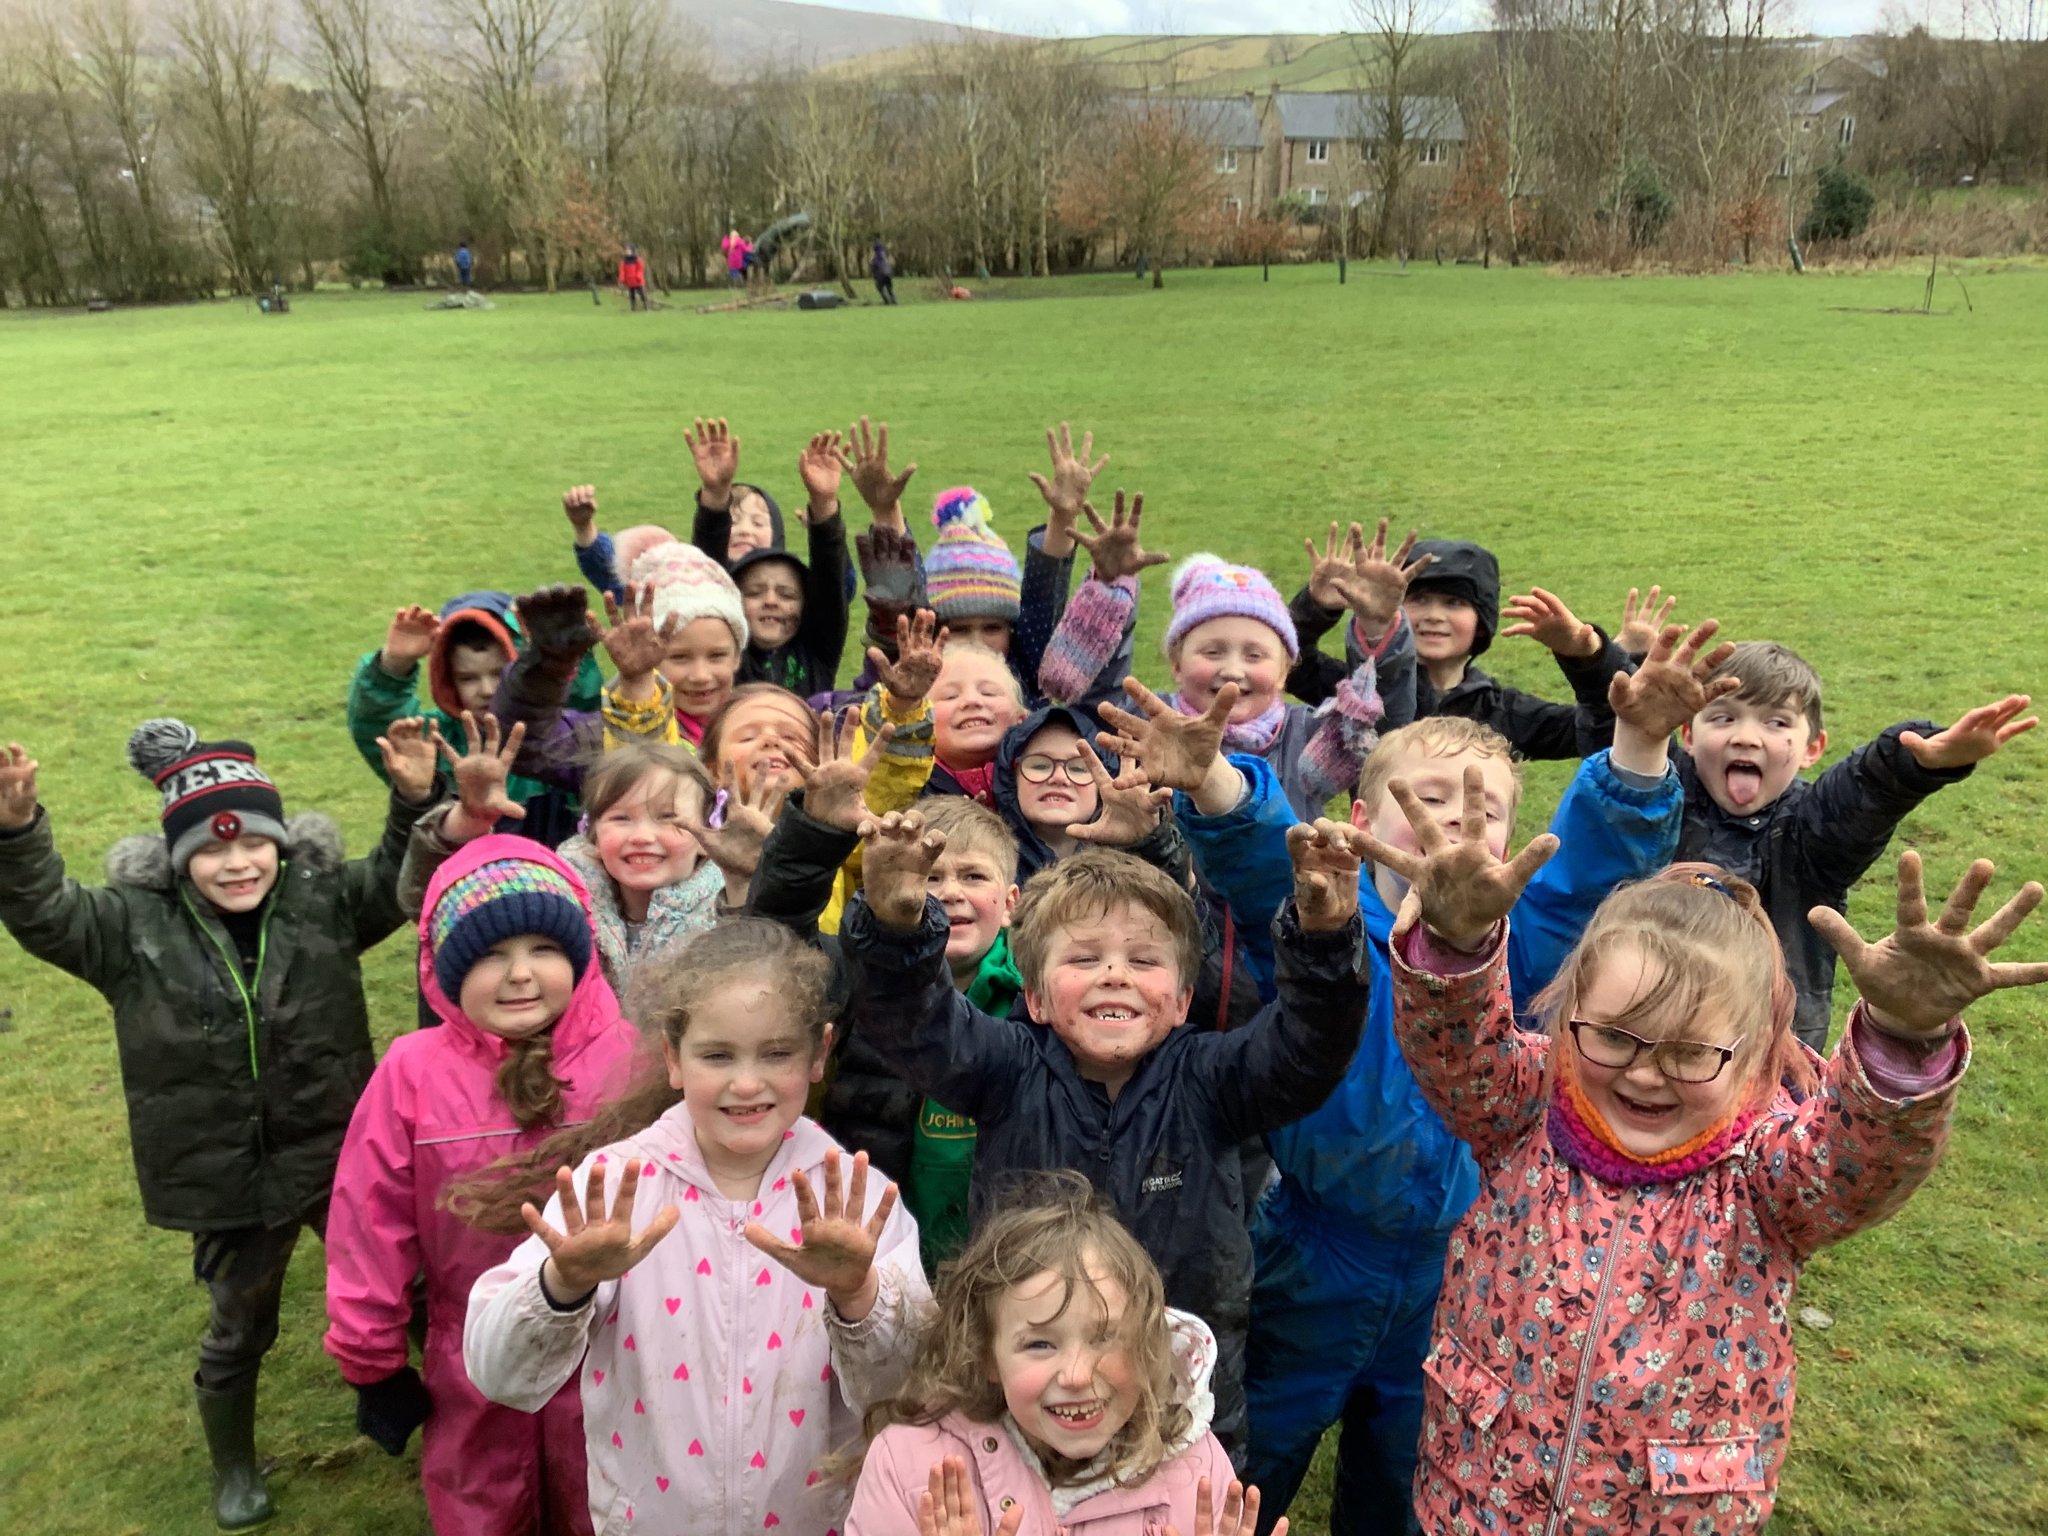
[1408,539,1501,657]
[732,482,788,554]
[992,705,1120,884]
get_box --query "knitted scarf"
[1167,690,1288,755]
[1546,1055,1760,1187]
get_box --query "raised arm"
[1749,852,2046,1259]
[346,605,441,782]
[840,811,1037,1120]
[0,746,135,991]
[1353,765,1560,1157]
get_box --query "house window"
[1799,117,1813,132]
[1778,155,1793,178]
[1360,142,1380,162]
[1306,140,1330,164]
[1304,186,1328,205]
[1223,195,1244,219]
[1417,142,1446,165]
[1215,148,1238,173]
[1838,114,1856,147]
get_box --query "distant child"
[843,820,1372,1459]
[683,419,854,692]
[0,720,440,1531]
[462,920,931,1536]
[1151,620,1718,1532]
[1374,789,2047,1533]
[847,1175,1281,1536]
[619,244,647,310]
[1675,639,2036,1048]
[455,241,473,288]
[1154,546,1407,822]
[1287,530,1631,763]
[324,744,639,1532]
[869,236,896,306]
[348,591,602,847]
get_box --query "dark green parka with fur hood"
[0,791,428,1232]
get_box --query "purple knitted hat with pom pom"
[1162,554,1298,660]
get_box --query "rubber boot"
[194,1378,275,1531]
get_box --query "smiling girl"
[1162,554,1405,820]
[846,1175,1279,1536]
[461,920,931,1536]
[1365,766,2048,1536]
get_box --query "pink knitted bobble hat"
[631,541,749,652]
[1162,553,1298,659]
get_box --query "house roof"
[1272,90,1465,144]
[1108,93,1265,150]
[1787,88,1848,116]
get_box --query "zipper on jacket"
[182,887,275,1082]
[1541,1185,1638,1536]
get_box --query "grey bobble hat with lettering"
[127,718,289,875]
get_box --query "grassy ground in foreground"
[2,262,2045,1535]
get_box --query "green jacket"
[0,792,429,1232]
[905,932,1022,1272]
[345,648,603,803]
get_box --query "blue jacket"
[1177,748,1681,1254]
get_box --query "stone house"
[1258,89,1466,212]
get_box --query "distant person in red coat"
[619,244,647,311]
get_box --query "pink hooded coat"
[464,1105,930,1536]
[1392,926,1966,1536]
[845,1311,1237,1536]
[324,834,642,1536]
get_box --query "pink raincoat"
[1393,926,1966,1536]
[325,834,642,1536]
[845,1311,1237,1536]
[464,1106,929,1536]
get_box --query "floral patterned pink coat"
[1392,928,1967,1536]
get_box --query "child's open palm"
[437,711,527,839]
[845,416,917,519]
[805,709,894,833]
[383,605,441,669]
[1349,766,1560,947]
[1287,819,1362,932]
[1076,491,1170,584]
[1027,420,1109,530]
[1606,620,1739,742]
[376,717,441,803]
[744,1149,898,1317]
[597,584,676,684]
[685,777,780,882]
[1065,738,1170,847]
[1902,694,2038,771]
[513,585,597,675]
[797,430,847,517]
[0,744,40,830]
[1811,850,2048,1037]
[1616,585,1678,655]
[1097,678,1239,793]
[525,1159,680,1299]
[860,810,947,930]
[684,416,740,498]
[870,610,947,709]
[918,1457,1024,1536]
[1165,1477,1286,1536]
[1502,587,1601,658]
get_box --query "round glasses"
[1567,1019,1745,1084]
[1017,754,1093,785]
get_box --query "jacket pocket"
[1646,1435,1768,1496]
[1421,1334,1512,1432]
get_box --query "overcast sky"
[825,0,1905,39]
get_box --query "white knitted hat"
[631,541,749,652]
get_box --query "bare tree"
[775,77,881,295]
[75,0,182,297]
[584,0,673,207]
[170,0,284,293]
[295,0,414,276]
[1349,0,1451,257]
[1059,95,1216,287]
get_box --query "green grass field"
[3,263,2046,1535]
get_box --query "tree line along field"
[1,263,2045,1535]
